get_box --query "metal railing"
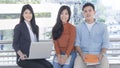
[0,38,120,66]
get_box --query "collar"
[83,19,98,24]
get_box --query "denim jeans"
[53,51,76,68]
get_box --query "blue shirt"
[75,20,109,54]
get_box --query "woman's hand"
[61,55,68,65]
[19,54,27,60]
[57,55,62,64]
[17,50,27,60]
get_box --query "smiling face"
[83,6,95,22]
[23,9,33,23]
[60,9,69,24]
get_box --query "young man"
[74,2,109,68]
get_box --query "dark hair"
[82,2,95,11]
[52,5,71,40]
[19,4,39,40]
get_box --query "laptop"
[27,41,53,59]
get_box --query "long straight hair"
[19,4,39,40]
[52,5,71,40]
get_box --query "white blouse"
[25,21,37,42]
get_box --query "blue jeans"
[53,51,76,68]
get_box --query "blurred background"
[0,0,120,68]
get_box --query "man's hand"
[98,53,103,61]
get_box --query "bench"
[0,40,120,68]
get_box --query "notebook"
[84,54,100,65]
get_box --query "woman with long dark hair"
[12,4,53,68]
[52,5,76,68]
